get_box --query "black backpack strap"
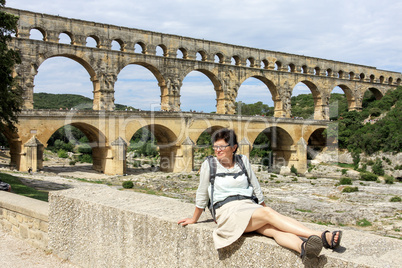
[206,156,217,221]
[235,154,259,204]
[235,154,249,184]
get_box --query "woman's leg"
[245,207,340,245]
[245,207,320,237]
[256,223,303,253]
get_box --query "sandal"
[321,230,342,249]
[300,235,323,264]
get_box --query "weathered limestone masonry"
[2,7,402,176]
[12,110,327,176]
[48,186,402,268]
[0,191,49,250]
[3,7,402,117]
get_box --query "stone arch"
[196,50,208,61]
[134,41,147,54]
[30,54,98,109]
[238,73,279,107]
[246,57,255,67]
[261,59,269,69]
[232,55,241,66]
[177,47,188,59]
[292,80,322,120]
[306,128,327,160]
[45,121,108,173]
[250,126,294,171]
[338,70,344,79]
[112,38,125,51]
[397,78,401,86]
[336,84,355,111]
[86,35,100,48]
[275,61,282,70]
[116,61,165,107]
[0,127,22,170]
[156,44,168,57]
[181,67,222,112]
[127,124,179,172]
[314,67,321,75]
[59,31,73,44]
[288,63,296,73]
[214,52,225,63]
[29,27,47,41]
[366,87,383,100]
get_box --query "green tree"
[0,0,23,132]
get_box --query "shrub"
[69,160,76,165]
[352,152,360,168]
[372,159,385,176]
[384,175,394,184]
[290,165,298,175]
[390,196,401,202]
[341,169,348,175]
[360,172,378,181]
[342,186,358,193]
[78,144,92,154]
[57,149,68,158]
[122,181,134,189]
[339,177,352,185]
[79,154,93,163]
[367,160,375,166]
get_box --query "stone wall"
[49,185,402,267]
[0,191,49,250]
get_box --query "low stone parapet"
[0,191,49,250]
[49,186,402,267]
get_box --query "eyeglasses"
[212,145,230,150]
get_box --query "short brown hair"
[212,128,238,153]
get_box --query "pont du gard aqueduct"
[3,7,402,176]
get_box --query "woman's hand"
[177,218,197,227]
[178,207,204,226]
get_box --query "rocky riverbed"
[1,150,401,240]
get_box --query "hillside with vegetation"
[33,92,136,111]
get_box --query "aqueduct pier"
[2,7,401,174]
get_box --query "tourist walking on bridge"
[178,128,342,263]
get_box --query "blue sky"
[8,0,402,112]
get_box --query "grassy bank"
[0,173,48,202]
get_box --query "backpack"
[206,154,258,222]
[0,180,10,191]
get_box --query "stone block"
[49,186,402,268]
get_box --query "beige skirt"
[213,199,263,249]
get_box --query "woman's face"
[213,139,237,162]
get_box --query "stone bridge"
[2,7,402,175]
[7,110,327,175]
[4,7,402,119]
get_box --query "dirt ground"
[0,150,401,267]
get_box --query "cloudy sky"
[7,0,402,112]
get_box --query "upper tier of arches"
[7,7,401,87]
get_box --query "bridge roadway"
[8,110,328,175]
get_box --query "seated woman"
[178,128,341,263]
